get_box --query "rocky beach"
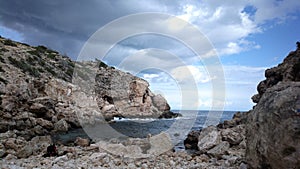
[0,37,300,169]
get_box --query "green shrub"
[27,50,40,57]
[26,56,36,66]
[0,48,9,53]
[66,67,74,77]
[45,66,57,76]
[28,67,40,77]
[67,61,75,68]
[35,45,47,53]
[4,39,17,47]
[47,53,56,59]
[8,57,40,77]
[37,67,45,73]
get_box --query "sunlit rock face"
[0,36,172,142]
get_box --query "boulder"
[148,132,173,155]
[30,135,52,155]
[54,119,69,132]
[197,126,221,153]
[207,141,230,159]
[36,118,54,130]
[4,138,26,151]
[184,130,200,150]
[16,145,33,158]
[29,103,48,116]
[74,137,90,147]
[221,125,245,145]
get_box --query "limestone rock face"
[0,37,176,159]
[246,45,300,169]
[0,36,173,142]
[95,69,170,120]
[246,82,300,169]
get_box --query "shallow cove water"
[53,111,237,151]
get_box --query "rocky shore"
[0,37,299,168]
[0,133,247,169]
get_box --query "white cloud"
[175,0,299,56]
[171,65,212,84]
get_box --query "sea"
[54,110,238,151]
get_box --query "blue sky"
[0,0,300,111]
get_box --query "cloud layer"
[0,0,298,110]
[1,0,299,58]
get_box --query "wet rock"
[158,111,182,119]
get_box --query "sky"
[0,0,300,111]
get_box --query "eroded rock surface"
[0,37,176,159]
[246,44,300,169]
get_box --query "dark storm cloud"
[0,0,181,58]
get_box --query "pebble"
[0,141,245,169]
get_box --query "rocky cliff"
[183,43,300,169]
[0,36,174,157]
[246,43,300,169]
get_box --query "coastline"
[0,111,247,169]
